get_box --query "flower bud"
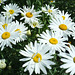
[0,59,6,69]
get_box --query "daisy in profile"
[42,4,58,16]
[20,5,41,23]
[0,24,19,51]
[13,20,28,43]
[0,15,12,29]
[19,41,55,75]
[29,19,43,28]
[57,10,71,21]
[2,3,20,19]
[0,0,6,5]
[48,16,74,37]
[38,30,69,54]
[59,45,75,75]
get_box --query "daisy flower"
[20,5,41,23]
[59,45,75,75]
[38,30,69,54]
[0,24,19,51]
[42,4,58,16]
[0,0,6,5]
[19,41,55,75]
[2,3,20,19]
[13,20,28,43]
[48,16,74,37]
[29,19,43,28]
[0,15,12,29]
[57,10,72,21]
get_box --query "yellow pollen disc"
[2,24,8,29]
[15,29,21,33]
[62,16,65,20]
[73,57,75,63]
[2,32,10,39]
[48,9,52,13]
[9,9,14,14]
[50,1,53,2]
[49,38,58,44]
[59,24,67,30]
[32,53,42,63]
[26,12,33,18]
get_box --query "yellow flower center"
[50,1,53,2]
[48,9,52,13]
[15,29,21,33]
[9,9,14,14]
[32,53,42,63]
[49,38,58,44]
[59,24,67,30]
[26,12,33,18]
[62,16,65,20]
[73,57,75,63]
[2,32,10,39]
[2,24,8,29]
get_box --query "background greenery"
[0,0,75,75]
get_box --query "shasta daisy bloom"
[0,0,6,5]
[20,5,41,23]
[13,20,28,43]
[38,30,69,54]
[0,24,19,51]
[0,15,12,29]
[29,19,43,28]
[57,10,72,21]
[48,16,74,37]
[2,3,20,19]
[42,4,58,16]
[59,45,75,75]
[19,41,55,75]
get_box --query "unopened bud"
[26,30,31,36]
